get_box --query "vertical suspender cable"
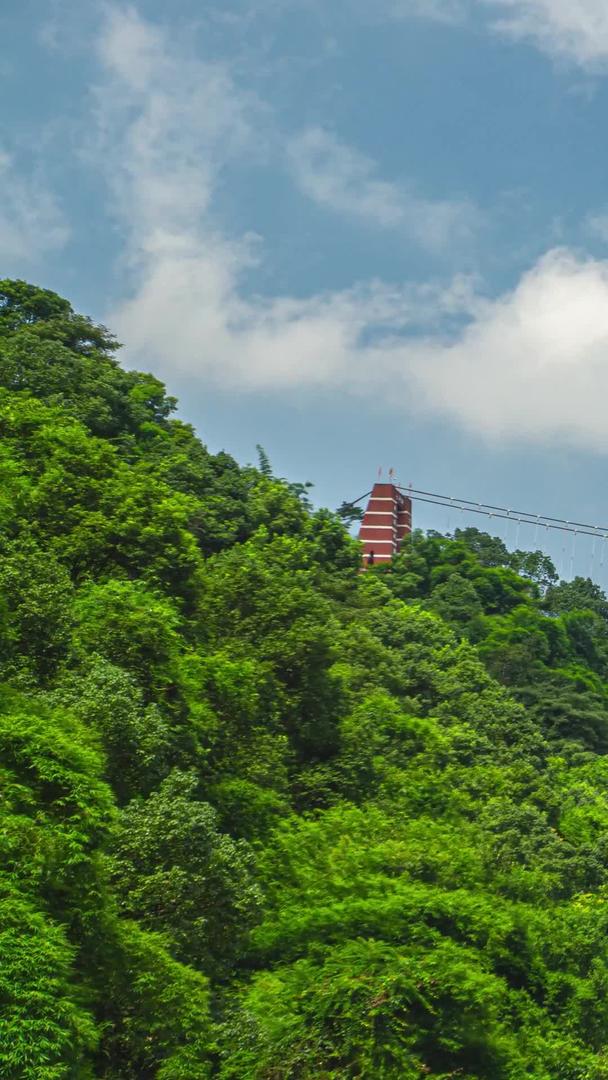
[590,528,598,580]
[569,530,577,582]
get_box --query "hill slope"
[3,280,608,1078]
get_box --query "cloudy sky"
[4,0,608,568]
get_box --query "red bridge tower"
[358,479,412,566]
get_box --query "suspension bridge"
[349,476,608,586]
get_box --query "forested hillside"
[5,279,608,1078]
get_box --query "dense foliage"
[4,279,608,1077]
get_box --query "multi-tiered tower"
[358,480,412,566]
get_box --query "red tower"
[358,481,412,567]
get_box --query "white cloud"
[93,6,465,390]
[0,148,68,263]
[485,0,608,68]
[92,5,257,259]
[353,0,608,70]
[287,127,480,252]
[92,7,608,453]
[395,249,608,450]
[379,0,608,70]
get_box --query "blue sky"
[4,0,608,576]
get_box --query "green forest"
[5,278,608,1079]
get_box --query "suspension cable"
[398,486,608,535]
[399,493,608,542]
